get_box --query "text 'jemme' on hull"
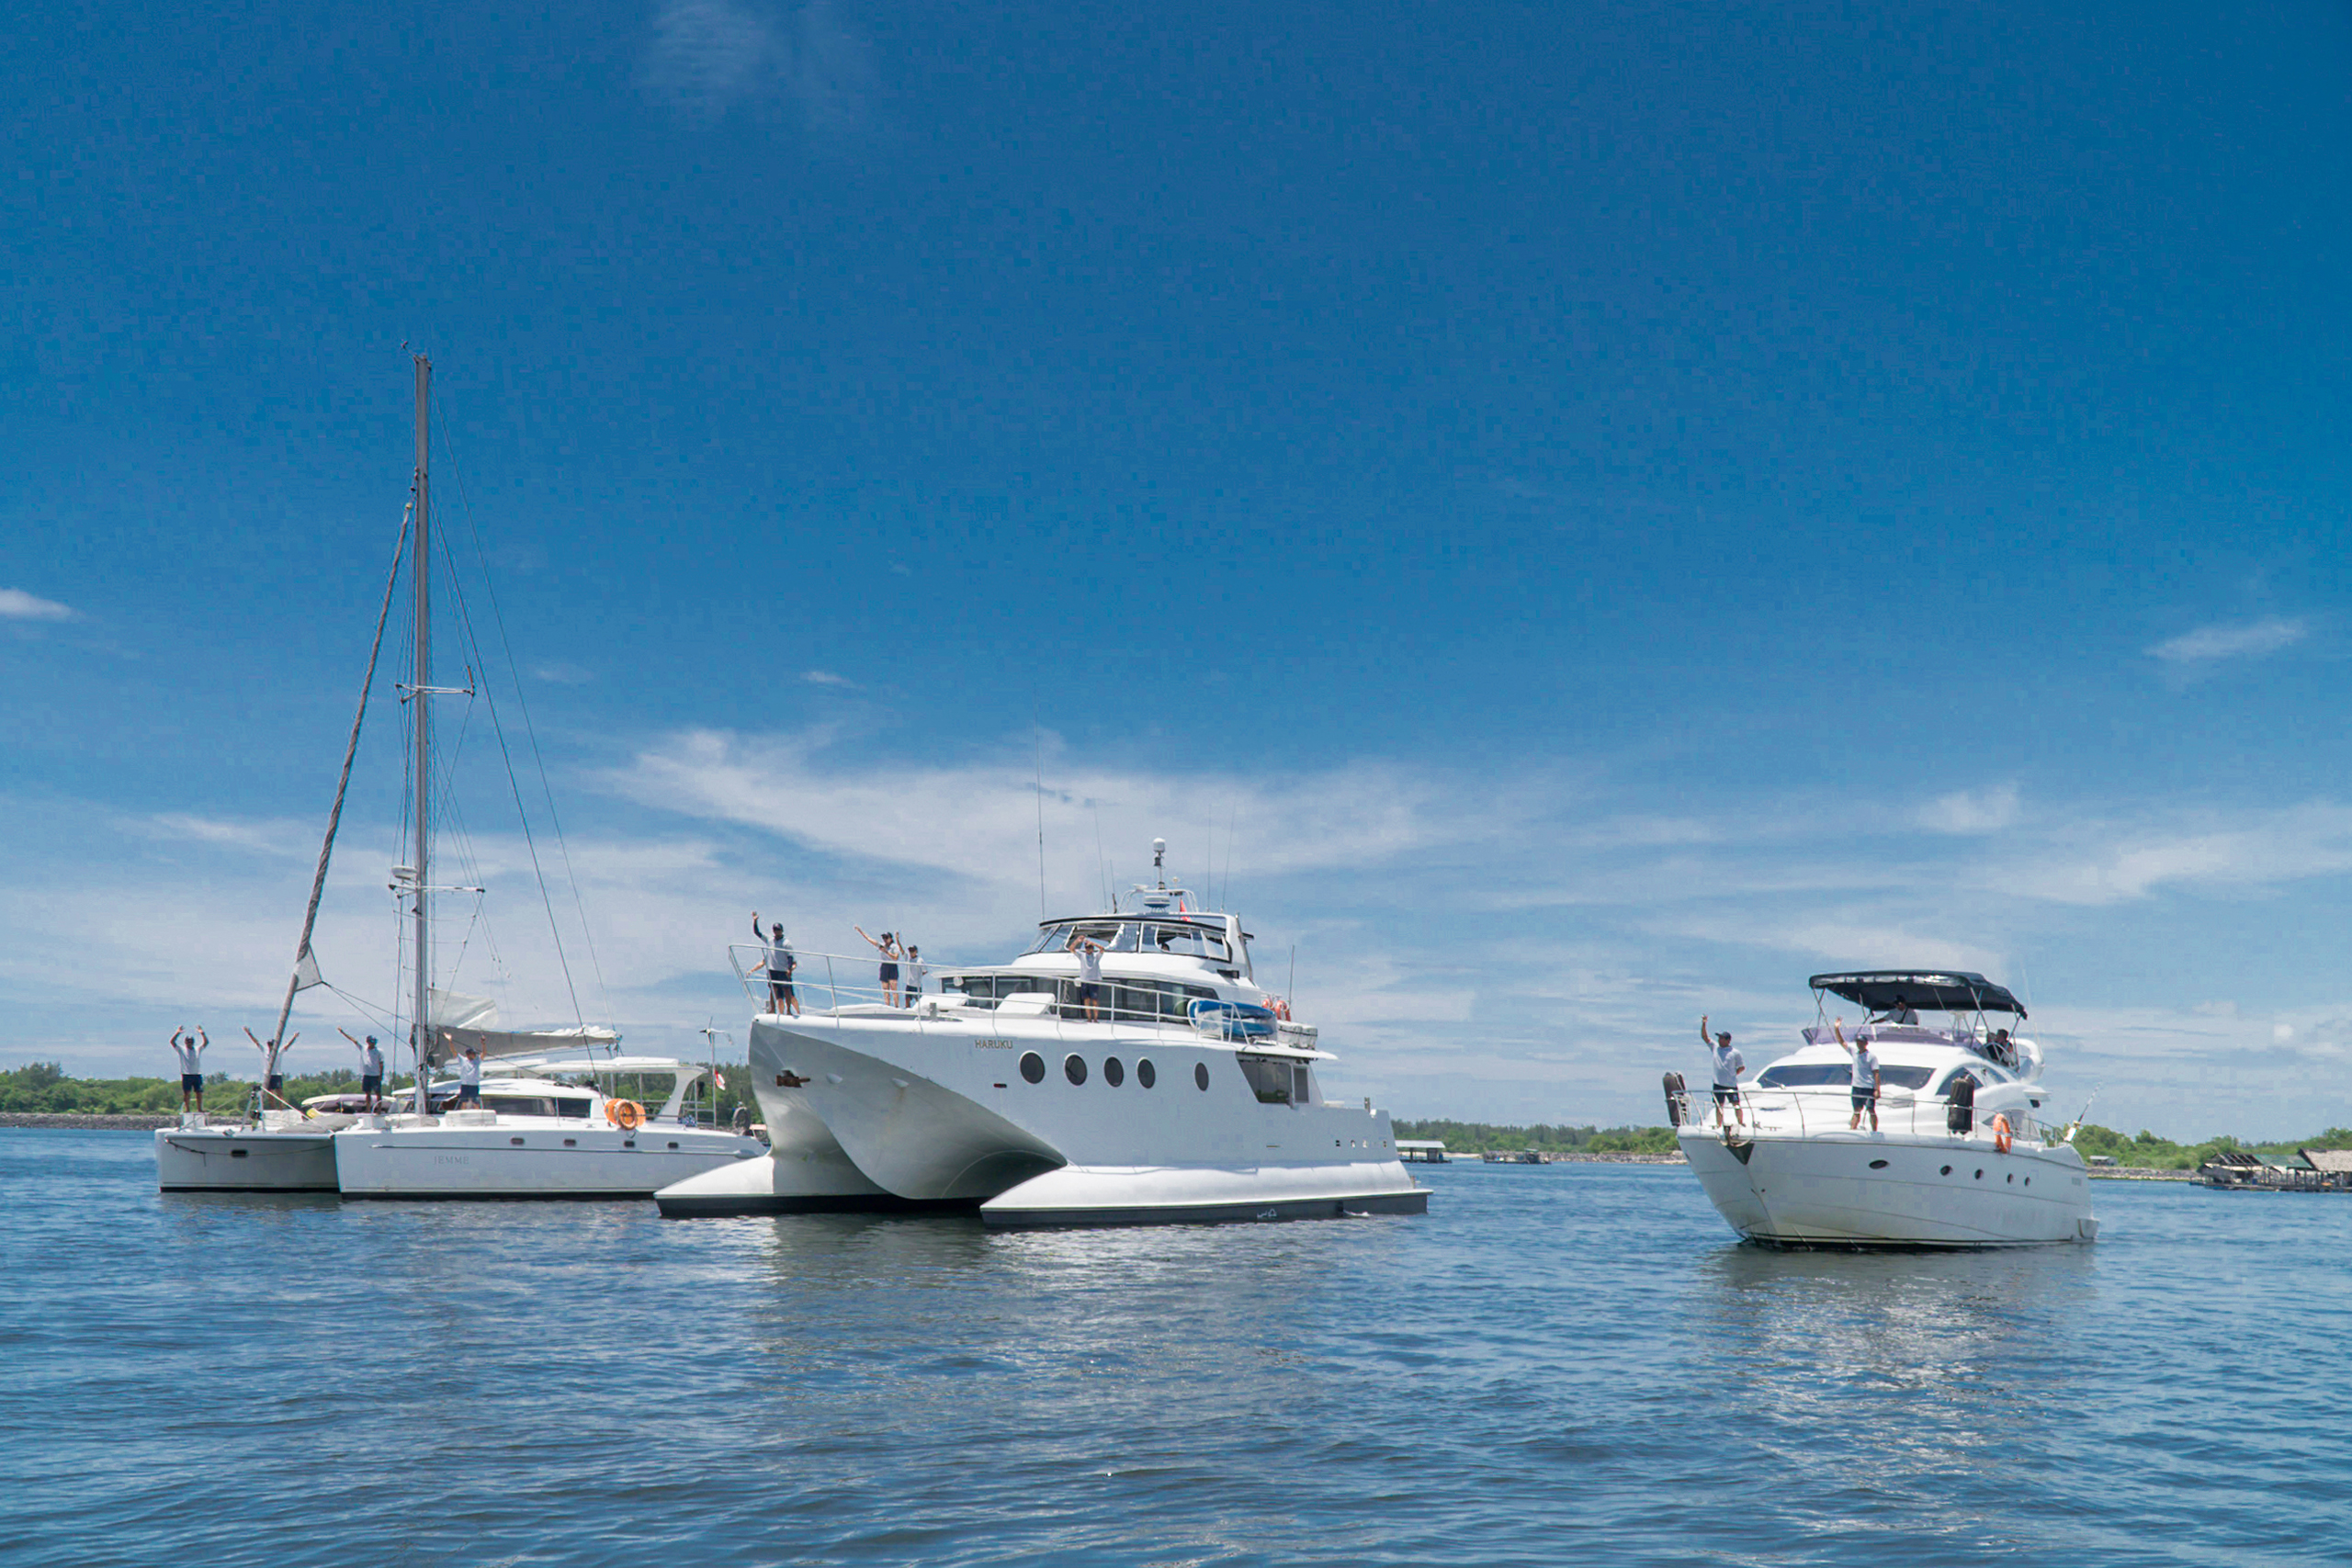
[655,845,1429,1227]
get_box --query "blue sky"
[6,0,2351,1134]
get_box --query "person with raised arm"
[244,1027,297,1107]
[342,1029,386,1111]
[170,1026,209,1113]
[1832,1018,1882,1132]
[454,1044,484,1109]
[854,926,904,1008]
[752,913,799,1017]
[1069,931,1106,1023]
[1700,1014,1745,1128]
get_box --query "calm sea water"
[5,1131,2346,1567]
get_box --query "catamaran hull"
[1679,1127,2097,1247]
[695,1014,1426,1227]
[333,1122,763,1199]
[154,1127,340,1192]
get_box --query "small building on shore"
[1396,1139,1448,1165]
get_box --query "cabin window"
[1142,923,1230,962]
[1019,1052,1046,1085]
[1136,1058,1156,1089]
[1064,1055,1088,1086]
[553,1099,591,1119]
[1878,1066,1934,1090]
[483,1096,557,1117]
[1754,1065,1856,1089]
[1103,1057,1125,1088]
[1235,1055,1295,1105]
[1193,1062,1210,1091]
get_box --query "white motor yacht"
[657,844,1428,1226]
[1674,970,2098,1247]
[333,1055,763,1199]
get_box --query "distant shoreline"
[3,1113,187,1131]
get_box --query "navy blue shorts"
[361,1075,382,1094]
[1077,982,1102,1001]
[1712,1085,1738,1105]
[181,1074,202,1091]
[880,964,899,983]
[1850,1087,1875,1111]
[456,1083,481,1105]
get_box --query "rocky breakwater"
[1,1112,208,1131]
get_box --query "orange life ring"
[605,1099,645,1131]
[1992,1113,2012,1155]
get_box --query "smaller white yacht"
[1674,971,2098,1247]
[332,1055,763,1200]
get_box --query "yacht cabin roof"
[1808,970,2025,1017]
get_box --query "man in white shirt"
[455,1045,483,1108]
[752,913,799,1016]
[170,1027,209,1112]
[343,1029,387,1110]
[1069,932,1105,1023]
[244,1027,296,1105]
[904,945,925,1007]
[1700,1014,1745,1127]
[1833,1019,1882,1131]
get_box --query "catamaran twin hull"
[655,1013,1429,1227]
[153,1124,340,1192]
[1679,1128,2098,1248]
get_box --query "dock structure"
[2194,1147,2352,1192]
[1396,1139,1449,1165]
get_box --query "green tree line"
[1,1061,764,1123]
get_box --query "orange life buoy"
[1992,1113,2012,1155]
[605,1099,645,1131]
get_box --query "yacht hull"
[1679,1125,2097,1247]
[154,1125,339,1192]
[334,1119,763,1199]
[722,1013,1424,1227]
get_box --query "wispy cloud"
[1917,784,2019,835]
[0,588,76,622]
[137,813,316,859]
[532,661,594,685]
[644,0,876,130]
[2148,616,2306,665]
[803,670,855,688]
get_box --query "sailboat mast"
[411,353,433,1116]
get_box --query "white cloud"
[138,814,315,859]
[0,588,76,622]
[532,661,594,685]
[1916,784,2020,835]
[803,670,855,688]
[2148,616,2306,665]
[644,0,875,130]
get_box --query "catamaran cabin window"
[1754,1063,1932,1090]
[482,1095,558,1117]
[1235,1055,1304,1105]
[1145,924,1229,961]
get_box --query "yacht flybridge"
[656,843,1429,1226]
[1674,971,2098,1247]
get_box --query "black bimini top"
[1808,971,2026,1018]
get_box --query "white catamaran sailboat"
[161,356,760,1197]
[657,842,1428,1226]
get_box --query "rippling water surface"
[6,1131,2346,1565]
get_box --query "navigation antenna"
[1152,837,1166,890]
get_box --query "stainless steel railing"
[1668,1085,2063,1148]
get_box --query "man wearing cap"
[752,912,798,1017]
[455,1044,483,1109]
[343,1029,387,1111]
[1700,1014,1746,1128]
[170,1026,209,1113]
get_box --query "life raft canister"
[606,1099,645,1131]
[1992,1113,2012,1155]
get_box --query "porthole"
[2024,1177,2031,1187]
[231,1148,249,1158]
[1939,1165,1952,1176]
[1019,1052,1046,1085]
[1137,1058,1157,1089]
[668,1141,680,1150]
[1868,1158,1889,1169]
[1064,1055,1088,1086]
[510,1136,526,1146]
[563,1138,578,1147]
[1974,1169,1984,1179]
[2006,1173,2014,1183]
[1194,1062,1211,1091]
[1103,1056,1125,1088]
